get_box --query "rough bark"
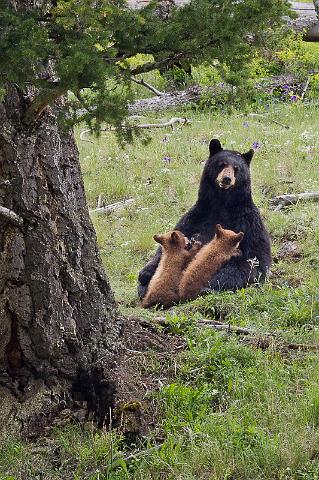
[0,85,122,438]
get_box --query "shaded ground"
[114,317,185,441]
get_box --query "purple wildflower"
[290,95,298,102]
[162,156,172,164]
[243,121,249,128]
[252,141,262,151]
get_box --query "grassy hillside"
[80,103,319,310]
[81,103,319,479]
[1,103,318,479]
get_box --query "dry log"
[129,84,231,114]
[90,198,135,214]
[270,192,319,210]
[0,206,24,226]
[128,75,310,114]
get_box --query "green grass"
[1,103,319,479]
[78,103,319,307]
[80,102,319,479]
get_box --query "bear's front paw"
[138,269,153,286]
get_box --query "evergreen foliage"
[0,0,291,130]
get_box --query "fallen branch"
[131,77,164,96]
[80,117,190,141]
[90,198,135,214]
[196,319,276,337]
[0,206,24,226]
[154,317,319,353]
[270,192,319,210]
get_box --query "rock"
[277,241,301,260]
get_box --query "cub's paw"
[192,241,202,251]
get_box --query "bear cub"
[179,224,244,301]
[142,230,202,309]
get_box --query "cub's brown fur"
[180,224,244,301]
[142,230,202,308]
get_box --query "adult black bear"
[138,139,271,298]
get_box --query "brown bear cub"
[179,224,244,301]
[142,230,202,309]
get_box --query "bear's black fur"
[138,138,271,298]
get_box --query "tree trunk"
[0,85,122,438]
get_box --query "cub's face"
[203,139,254,191]
[154,230,189,251]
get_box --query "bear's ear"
[170,231,180,244]
[235,231,244,243]
[215,224,223,238]
[242,149,254,166]
[209,139,223,157]
[154,234,163,245]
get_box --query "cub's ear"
[234,232,244,244]
[209,139,223,157]
[215,224,223,238]
[170,231,180,244]
[242,149,254,166]
[154,234,163,244]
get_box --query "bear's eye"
[219,162,226,169]
[234,166,239,173]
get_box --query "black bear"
[138,139,271,298]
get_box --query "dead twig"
[131,77,164,96]
[90,198,135,214]
[0,206,24,226]
[300,76,310,101]
[248,113,290,130]
[79,129,94,143]
[97,193,104,209]
[196,319,276,337]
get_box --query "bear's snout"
[222,176,232,185]
[216,166,236,189]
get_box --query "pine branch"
[129,53,184,76]
[23,86,66,125]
